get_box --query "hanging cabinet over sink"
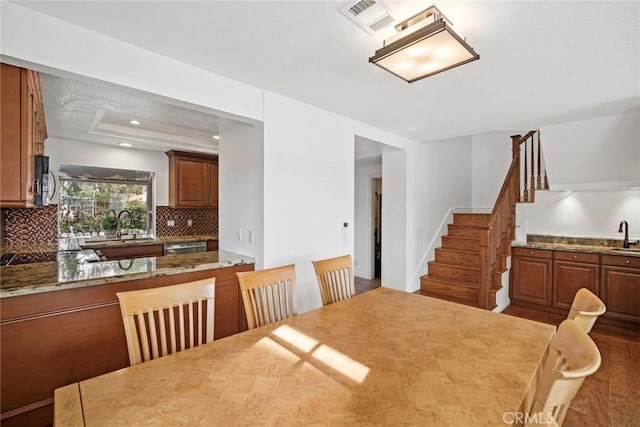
[166,150,218,208]
[1,63,47,208]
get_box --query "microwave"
[35,155,56,206]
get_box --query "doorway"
[372,177,382,279]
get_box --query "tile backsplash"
[1,205,217,245]
[156,206,218,237]
[3,205,58,245]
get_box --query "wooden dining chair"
[311,254,355,306]
[567,288,606,333]
[237,264,297,329]
[116,278,215,366]
[526,319,601,426]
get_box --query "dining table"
[54,287,555,426]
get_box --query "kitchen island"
[0,249,254,427]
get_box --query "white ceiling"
[17,1,640,144]
[39,72,254,153]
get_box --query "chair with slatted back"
[567,288,606,333]
[116,278,215,366]
[237,264,297,329]
[311,254,355,306]
[525,319,601,426]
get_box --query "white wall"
[471,131,517,208]
[354,156,381,279]
[262,92,357,312]
[219,124,265,268]
[382,150,407,291]
[516,189,640,241]
[45,138,169,206]
[405,136,474,291]
[542,110,640,189]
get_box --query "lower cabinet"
[511,248,639,330]
[601,255,640,324]
[510,248,553,306]
[552,251,600,310]
[0,263,253,426]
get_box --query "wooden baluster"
[537,131,542,189]
[523,139,529,202]
[530,135,535,199]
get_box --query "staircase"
[420,131,549,309]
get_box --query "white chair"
[567,288,606,333]
[116,278,215,366]
[526,319,601,426]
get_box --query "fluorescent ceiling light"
[129,119,141,125]
[118,142,133,147]
[369,6,479,83]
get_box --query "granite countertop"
[0,235,219,255]
[513,234,640,257]
[0,250,253,298]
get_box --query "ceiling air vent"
[340,0,394,35]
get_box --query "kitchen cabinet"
[166,150,218,208]
[207,240,219,251]
[511,248,640,330]
[552,251,600,310]
[0,263,251,426]
[601,255,640,325]
[510,248,553,306]
[1,63,47,208]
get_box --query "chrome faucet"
[116,209,136,239]
[618,220,630,248]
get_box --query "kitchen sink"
[80,237,157,248]
[610,248,640,254]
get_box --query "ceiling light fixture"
[369,5,479,83]
[129,119,141,125]
[212,134,220,140]
[118,142,133,147]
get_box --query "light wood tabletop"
[55,287,555,426]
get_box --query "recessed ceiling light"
[212,134,220,140]
[118,142,133,147]
[129,119,141,125]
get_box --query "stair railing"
[477,131,547,309]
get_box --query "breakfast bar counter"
[0,250,252,298]
[56,288,555,426]
[0,249,254,426]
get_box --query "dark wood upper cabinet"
[1,63,47,208]
[166,150,218,208]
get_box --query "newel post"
[478,228,491,310]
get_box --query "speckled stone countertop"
[0,250,253,298]
[513,234,640,257]
[0,235,218,255]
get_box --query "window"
[58,165,154,238]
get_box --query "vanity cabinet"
[552,251,600,310]
[510,248,553,306]
[600,255,640,325]
[1,63,47,208]
[166,150,218,208]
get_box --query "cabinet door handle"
[530,251,535,255]
[573,255,578,259]
[626,260,630,264]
